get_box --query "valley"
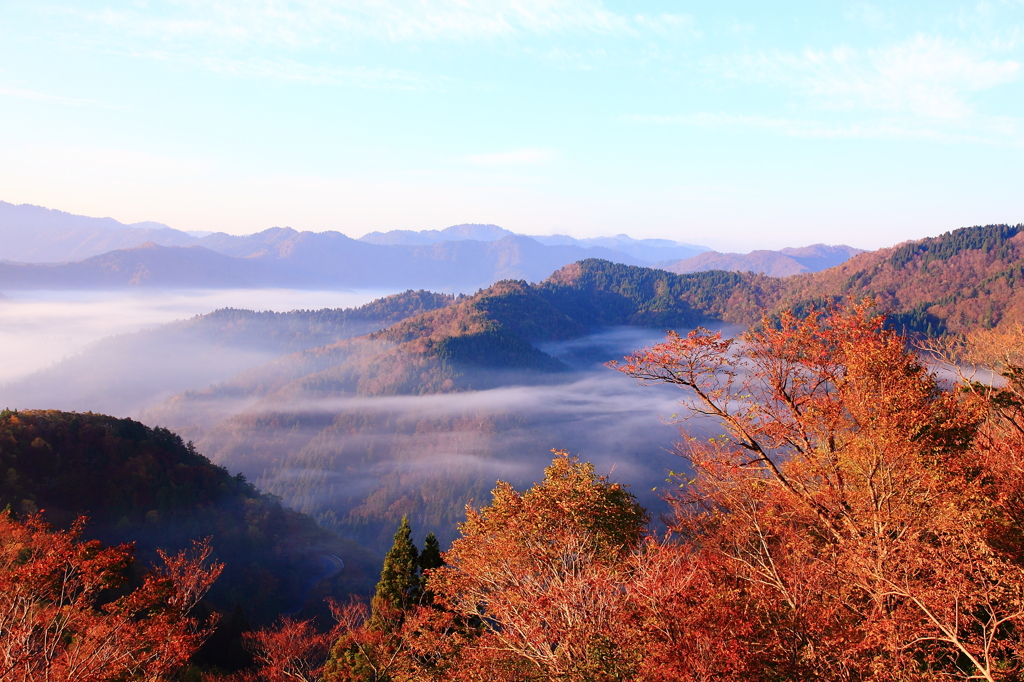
[5,221,1024,558]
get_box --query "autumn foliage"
[0,512,221,682]
[611,301,1024,680]
[12,298,1024,680]
[311,301,1024,681]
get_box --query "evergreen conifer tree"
[369,515,420,631]
[418,532,444,605]
[419,533,443,572]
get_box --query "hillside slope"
[0,410,379,624]
[1,290,454,416]
[782,224,1024,335]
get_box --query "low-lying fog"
[1,288,735,552]
[0,288,397,385]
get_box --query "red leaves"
[612,301,1024,680]
[0,512,221,682]
[238,602,352,682]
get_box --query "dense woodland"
[8,301,1024,680]
[0,411,379,625]
[134,224,1024,555]
[8,223,1024,679]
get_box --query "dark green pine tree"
[369,515,420,631]
[418,532,444,606]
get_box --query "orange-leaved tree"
[237,599,355,682]
[427,451,649,682]
[0,511,222,682]
[614,301,1024,681]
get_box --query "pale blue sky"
[1,1,1022,250]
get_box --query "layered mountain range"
[664,244,865,277]
[7,201,1016,616]
[6,222,1021,552]
[0,201,861,290]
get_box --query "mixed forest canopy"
[7,221,1024,679]
[127,223,1024,553]
[0,410,379,624]
[313,302,1024,682]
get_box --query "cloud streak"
[166,53,443,89]
[624,34,1023,146]
[621,111,1023,145]
[74,0,632,47]
[715,36,1020,119]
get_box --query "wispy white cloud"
[621,111,1023,146]
[74,0,631,47]
[641,34,1023,145]
[465,148,558,165]
[632,13,698,39]
[843,4,893,31]
[40,1,665,86]
[712,35,1019,120]
[139,52,443,89]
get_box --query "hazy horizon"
[2,2,1021,251]
[0,288,398,385]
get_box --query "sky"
[1,1,1022,251]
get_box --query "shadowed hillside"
[0,409,380,624]
[1,290,454,416]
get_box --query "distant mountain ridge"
[529,233,709,264]
[0,234,648,291]
[359,223,515,245]
[1,200,871,291]
[0,201,195,262]
[663,244,864,277]
[362,226,711,264]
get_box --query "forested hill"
[539,259,783,327]
[1,289,454,417]
[166,289,456,353]
[147,263,780,415]
[0,410,379,624]
[148,224,1024,416]
[781,223,1024,336]
[136,224,1024,554]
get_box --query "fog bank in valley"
[2,286,730,553]
[148,327,728,552]
[0,288,397,411]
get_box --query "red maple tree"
[0,512,222,682]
